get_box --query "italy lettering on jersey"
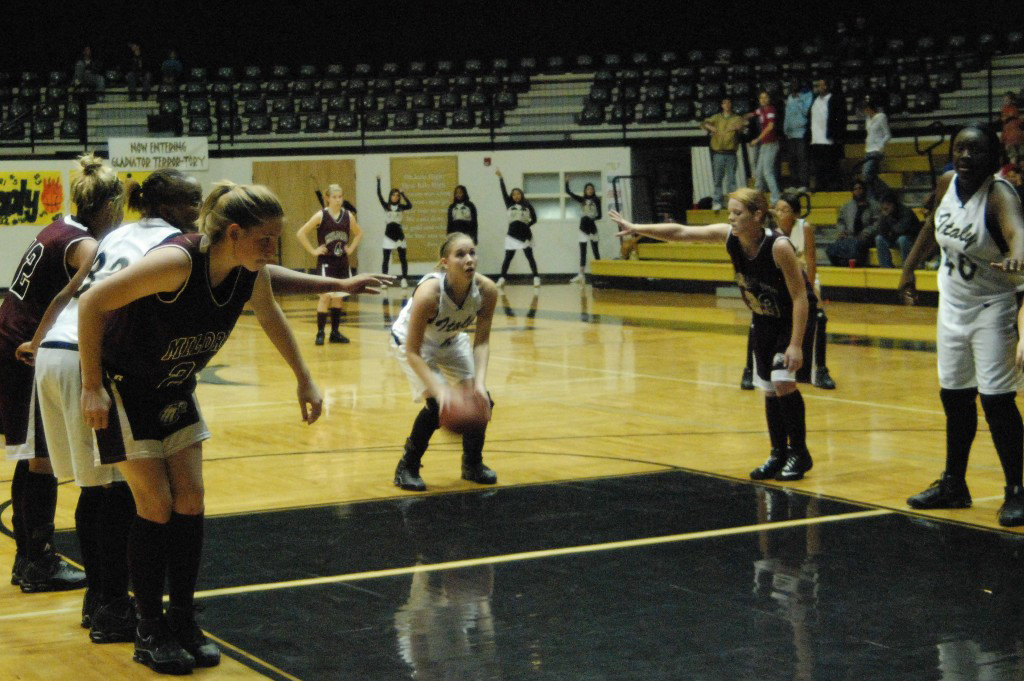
[451,203,473,222]
[391,271,482,347]
[43,218,181,345]
[935,174,1022,307]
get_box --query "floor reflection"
[393,496,501,680]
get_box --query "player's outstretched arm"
[250,268,322,424]
[608,210,730,243]
[265,265,392,295]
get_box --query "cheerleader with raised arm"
[495,169,540,288]
[378,176,413,288]
[565,181,602,283]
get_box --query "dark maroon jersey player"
[2,153,124,595]
[101,231,257,394]
[297,182,364,345]
[317,206,352,278]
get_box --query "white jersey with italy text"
[391,271,482,348]
[935,174,1023,310]
[42,217,182,344]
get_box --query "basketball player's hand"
[341,273,394,294]
[81,386,110,430]
[609,210,636,236]
[472,384,492,422]
[15,341,36,366]
[991,257,1024,272]
[783,344,803,373]
[297,378,323,424]
[313,245,328,257]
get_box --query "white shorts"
[35,346,122,486]
[383,237,407,250]
[391,333,475,401]
[504,235,531,251]
[937,294,1020,394]
[578,231,599,244]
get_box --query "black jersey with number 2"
[726,228,814,320]
[102,232,258,391]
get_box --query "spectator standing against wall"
[746,91,781,204]
[1001,92,1023,165]
[861,97,891,199]
[784,80,813,188]
[808,80,847,191]
[702,98,746,210]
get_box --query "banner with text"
[389,156,459,262]
[0,171,64,227]
[109,137,209,171]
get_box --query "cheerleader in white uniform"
[494,170,540,288]
[391,232,499,491]
[378,176,413,288]
[899,124,1024,527]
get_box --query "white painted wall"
[0,146,629,285]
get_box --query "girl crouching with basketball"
[391,232,499,491]
[78,182,387,674]
[610,188,816,481]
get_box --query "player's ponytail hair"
[198,181,284,252]
[728,187,778,231]
[71,152,124,221]
[127,168,202,227]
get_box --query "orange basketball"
[439,386,491,434]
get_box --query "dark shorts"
[318,257,350,280]
[0,344,48,459]
[580,218,598,235]
[95,373,209,465]
[751,302,818,390]
[384,223,405,242]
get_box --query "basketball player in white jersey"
[391,232,499,491]
[899,125,1024,527]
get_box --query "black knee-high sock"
[815,309,828,369]
[941,387,978,479]
[578,243,588,268]
[591,241,600,260]
[980,392,1024,487]
[329,308,341,332]
[500,250,515,277]
[777,390,807,452]
[765,396,788,452]
[11,459,28,556]
[24,470,57,559]
[100,482,135,603]
[462,395,494,466]
[166,512,204,611]
[316,312,327,332]
[382,249,392,275]
[129,516,169,620]
[405,398,440,464]
[523,247,539,276]
[397,248,408,277]
[744,322,755,371]
[74,487,105,591]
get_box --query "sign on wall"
[0,172,64,226]
[108,137,209,172]
[389,156,459,262]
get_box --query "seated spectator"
[73,46,105,97]
[825,179,881,266]
[161,49,183,84]
[874,190,922,268]
[124,42,152,101]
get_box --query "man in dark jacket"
[807,79,848,191]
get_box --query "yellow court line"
[204,631,304,681]
[194,509,892,600]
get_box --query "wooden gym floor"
[2,283,1023,679]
